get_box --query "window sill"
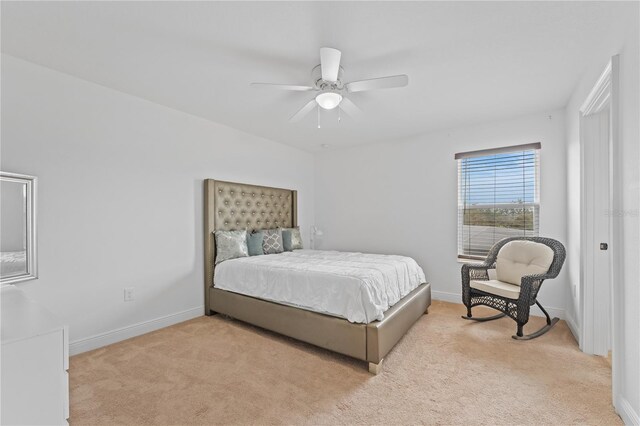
[456,258,486,264]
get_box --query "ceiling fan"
[250,47,409,123]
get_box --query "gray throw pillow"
[247,231,264,256]
[282,228,303,251]
[215,230,249,264]
[262,228,284,254]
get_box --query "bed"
[204,179,431,374]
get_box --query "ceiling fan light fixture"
[315,92,343,110]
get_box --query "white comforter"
[214,250,426,323]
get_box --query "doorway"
[579,55,622,409]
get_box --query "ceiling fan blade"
[320,47,342,82]
[339,97,363,119]
[250,83,315,91]
[346,74,408,93]
[289,99,317,122]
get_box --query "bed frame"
[204,179,431,374]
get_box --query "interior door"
[582,107,612,356]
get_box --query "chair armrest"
[461,262,494,281]
[518,273,551,305]
[462,262,493,270]
[461,262,494,306]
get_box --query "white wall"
[315,110,568,318]
[0,54,315,352]
[564,8,639,422]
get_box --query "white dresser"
[1,285,69,425]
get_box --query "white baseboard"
[432,290,464,304]
[564,311,581,343]
[618,397,640,425]
[69,306,203,356]
[431,290,565,319]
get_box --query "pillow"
[496,240,554,285]
[262,228,284,254]
[215,230,248,264]
[281,228,303,251]
[247,231,264,256]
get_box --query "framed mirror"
[1,172,37,285]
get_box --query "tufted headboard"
[203,179,297,311]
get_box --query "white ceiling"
[1,1,634,151]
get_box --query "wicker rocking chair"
[461,237,566,340]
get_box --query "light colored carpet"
[70,301,621,425]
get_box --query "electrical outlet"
[124,287,135,302]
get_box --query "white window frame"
[456,143,541,261]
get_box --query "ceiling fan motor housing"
[311,64,345,91]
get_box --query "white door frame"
[579,55,623,408]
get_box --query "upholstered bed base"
[208,282,431,368]
[204,179,431,373]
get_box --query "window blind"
[456,143,541,260]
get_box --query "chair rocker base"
[512,316,559,340]
[461,312,506,322]
[463,300,560,340]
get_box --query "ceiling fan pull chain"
[317,105,321,129]
[338,106,341,124]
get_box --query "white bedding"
[214,249,426,323]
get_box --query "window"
[456,143,541,260]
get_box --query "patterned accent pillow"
[282,228,303,251]
[215,230,248,264]
[262,229,284,255]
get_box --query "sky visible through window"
[461,151,536,205]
